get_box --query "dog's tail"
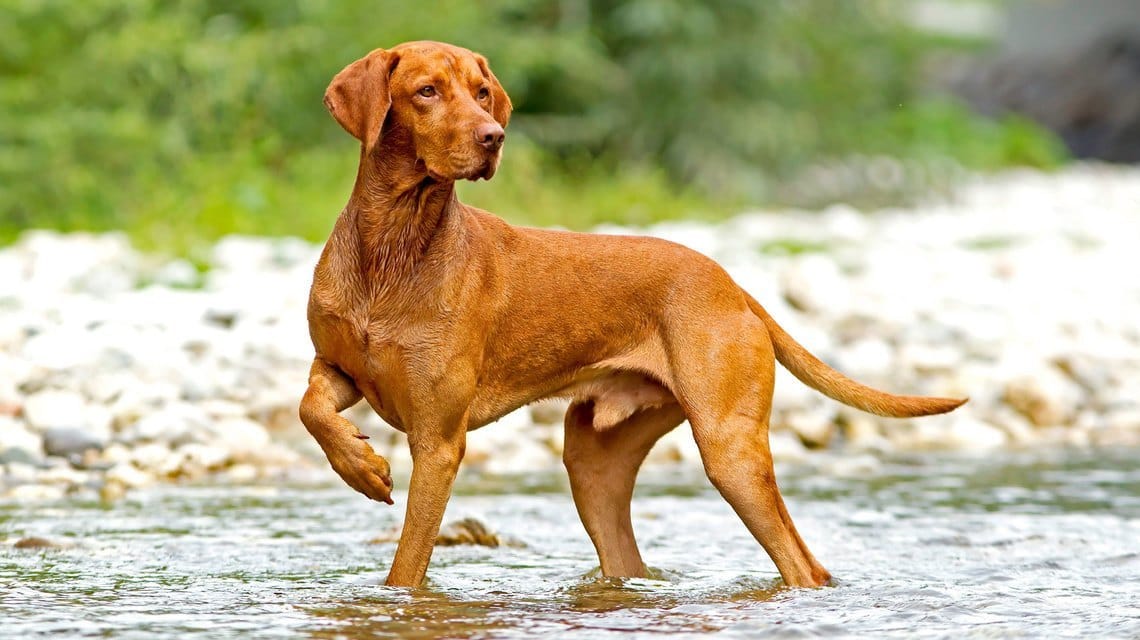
[745,293,966,418]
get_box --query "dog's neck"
[339,140,461,281]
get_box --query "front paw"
[327,438,394,504]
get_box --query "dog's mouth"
[419,158,498,182]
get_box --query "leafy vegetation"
[0,0,1066,252]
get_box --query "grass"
[2,134,729,259]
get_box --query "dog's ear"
[475,54,512,128]
[324,48,398,153]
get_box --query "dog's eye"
[418,86,436,98]
[477,87,490,100]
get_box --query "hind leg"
[675,316,831,587]
[692,413,830,586]
[563,401,686,577]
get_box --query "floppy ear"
[324,48,397,153]
[476,54,513,128]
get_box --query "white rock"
[780,254,852,316]
[37,465,90,486]
[944,416,1009,450]
[109,381,181,426]
[897,343,961,374]
[129,442,173,471]
[821,453,882,477]
[1002,367,1083,427]
[769,429,808,462]
[7,484,66,501]
[177,443,231,470]
[221,463,259,483]
[834,337,895,382]
[782,408,836,449]
[122,402,211,444]
[152,259,200,288]
[22,390,88,432]
[478,438,559,474]
[0,417,43,464]
[106,462,155,489]
[206,417,271,458]
[4,461,41,484]
[528,400,569,426]
[1104,407,1140,432]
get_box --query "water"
[2,447,1139,638]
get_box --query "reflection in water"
[305,573,786,639]
[307,591,511,640]
[2,447,1139,638]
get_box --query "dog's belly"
[552,371,677,430]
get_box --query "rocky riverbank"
[2,165,1139,499]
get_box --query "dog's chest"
[310,305,413,422]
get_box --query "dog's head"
[324,41,512,181]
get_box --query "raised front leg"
[384,422,467,587]
[299,358,393,504]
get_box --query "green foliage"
[0,0,1067,252]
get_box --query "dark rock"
[13,536,61,550]
[42,427,106,459]
[0,447,42,466]
[370,517,526,549]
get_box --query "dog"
[299,41,966,588]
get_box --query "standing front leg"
[384,418,467,587]
[299,358,393,504]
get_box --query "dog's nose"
[475,122,505,151]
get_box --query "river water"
[3,447,1138,638]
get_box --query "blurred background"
[5,3,1140,637]
[5,0,1137,254]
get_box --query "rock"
[821,453,882,477]
[206,417,271,459]
[476,438,559,475]
[987,407,1038,444]
[36,465,90,487]
[528,400,569,426]
[838,412,893,453]
[1002,367,1083,427]
[834,338,895,382]
[769,429,809,463]
[177,442,231,471]
[897,343,962,375]
[780,254,852,316]
[152,258,200,288]
[783,408,836,449]
[371,517,525,548]
[105,462,154,489]
[42,427,106,459]
[0,417,44,465]
[1105,407,1140,432]
[128,442,173,472]
[220,463,258,483]
[3,462,40,484]
[7,484,66,501]
[654,424,702,465]
[99,479,128,502]
[22,390,88,432]
[944,416,1009,450]
[13,536,65,550]
[121,402,210,444]
[108,381,181,427]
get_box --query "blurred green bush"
[0,0,1066,251]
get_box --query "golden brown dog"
[299,41,965,588]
